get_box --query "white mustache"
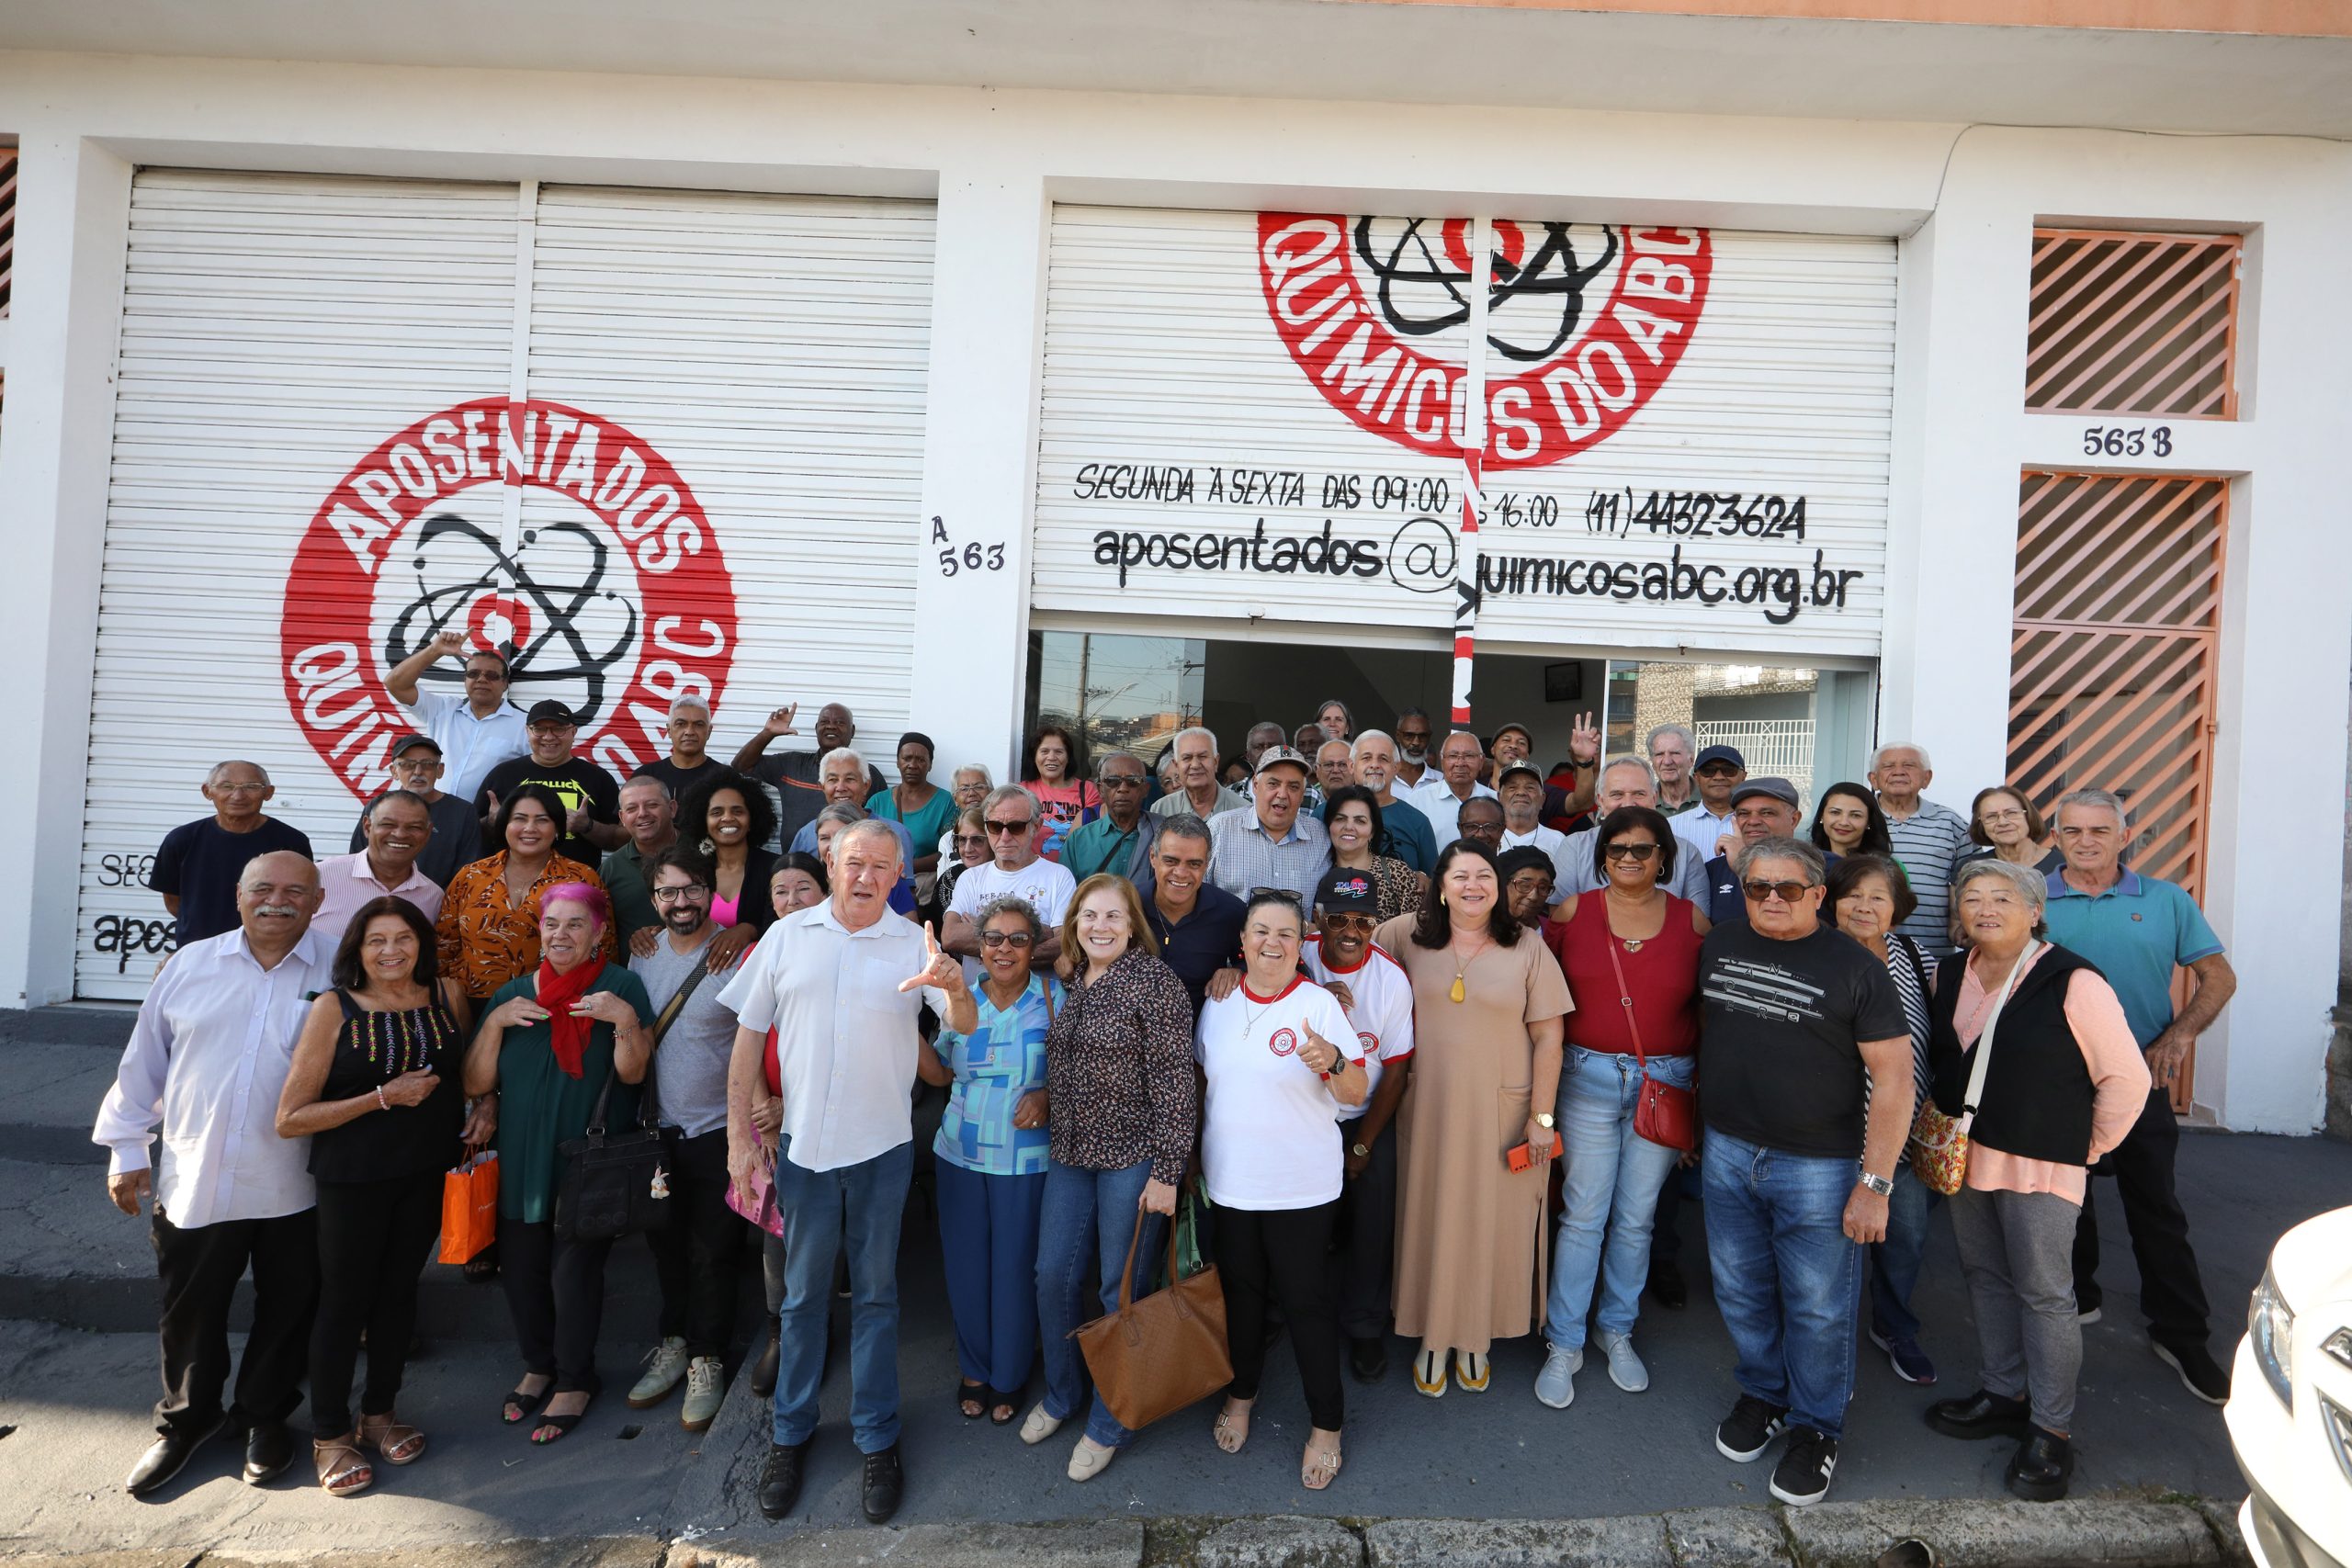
[255,904,304,918]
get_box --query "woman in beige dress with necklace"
[1375,839,1573,1397]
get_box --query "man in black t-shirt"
[729,700,888,852]
[633,695,729,802]
[1694,835,1913,1509]
[147,760,314,948]
[471,700,624,867]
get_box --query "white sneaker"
[1599,1331,1649,1393]
[627,1337,690,1408]
[680,1356,725,1431]
[1533,1344,1583,1408]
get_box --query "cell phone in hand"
[1504,1130,1565,1172]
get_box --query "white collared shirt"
[1412,778,1498,848]
[92,927,336,1227]
[715,902,950,1174]
[1670,802,1737,863]
[400,687,529,804]
[311,851,445,949]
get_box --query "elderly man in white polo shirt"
[311,789,444,946]
[381,629,530,804]
[721,819,975,1528]
[93,850,334,1499]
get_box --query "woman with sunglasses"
[912,895,1059,1427]
[1532,806,1710,1410]
[935,807,993,916]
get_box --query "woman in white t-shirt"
[1194,891,1368,1492]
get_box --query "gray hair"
[1600,754,1659,794]
[668,695,711,718]
[1315,739,1352,762]
[1246,720,1287,743]
[363,787,433,821]
[1094,750,1145,778]
[1316,698,1353,728]
[2053,787,2130,831]
[1951,856,2050,939]
[1171,726,1219,756]
[813,801,865,829]
[1156,811,1213,849]
[1351,728,1396,757]
[619,773,672,798]
[1871,740,1932,773]
[1736,835,1827,886]
[975,894,1044,942]
[981,784,1037,821]
[205,759,272,788]
[952,762,993,789]
[819,745,866,777]
[832,816,903,866]
[1645,723,1696,756]
[1439,728,1486,756]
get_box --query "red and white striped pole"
[1448,216,1493,729]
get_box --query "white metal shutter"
[522,185,934,774]
[77,171,518,999]
[1030,207,1895,659]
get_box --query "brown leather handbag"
[1607,930,1699,1153]
[1073,1210,1232,1432]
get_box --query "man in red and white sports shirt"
[1302,865,1418,1386]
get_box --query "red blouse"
[1544,893,1703,1056]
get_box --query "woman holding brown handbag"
[1535,805,1709,1411]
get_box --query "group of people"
[100,643,2240,1523]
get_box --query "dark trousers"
[1652,1161,1693,1266]
[499,1217,614,1392]
[151,1205,319,1439]
[1216,1200,1345,1431]
[309,1172,443,1438]
[1335,1121,1398,1341]
[2073,1086,2211,1348]
[645,1129,749,1359]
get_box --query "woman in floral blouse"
[436,785,613,1005]
[1022,874,1196,1484]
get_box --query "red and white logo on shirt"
[1268,1028,1299,1057]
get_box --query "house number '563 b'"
[2081,424,2173,457]
[933,516,1006,577]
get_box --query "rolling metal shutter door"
[77,174,935,999]
[77,171,519,998]
[1032,207,1895,659]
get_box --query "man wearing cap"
[730,701,889,853]
[471,700,625,865]
[1412,730,1498,849]
[1492,716,1600,826]
[1556,758,1712,903]
[382,629,530,805]
[1671,745,1747,865]
[1870,743,1971,958]
[1304,865,1416,1382]
[1348,731,1438,875]
[1498,761,1577,903]
[311,789,444,946]
[1209,746,1331,905]
[1701,780,1813,926]
[635,696,730,801]
[345,735,481,887]
[604,773,681,952]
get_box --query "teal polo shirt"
[2042,867,2223,1048]
[1062,813,1149,884]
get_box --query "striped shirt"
[1883,796,1972,956]
[1207,806,1333,906]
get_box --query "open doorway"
[1023,629,1873,807]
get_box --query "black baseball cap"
[526,699,578,727]
[1694,744,1747,771]
[1732,777,1801,809]
[1316,866,1379,914]
[389,733,442,759]
[1498,759,1545,787]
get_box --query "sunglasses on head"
[1742,878,1813,904]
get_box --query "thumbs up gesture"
[1299,1022,1346,1076]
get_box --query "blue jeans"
[1544,1048,1691,1348]
[1702,1130,1863,1438]
[770,1135,913,1453]
[1035,1156,1164,1450]
[1868,1159,1939,1342]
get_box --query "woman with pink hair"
[463,882,654,1445]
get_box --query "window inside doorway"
[1023,631,1205,765]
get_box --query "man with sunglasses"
[1702,779,1816,926]
[942,786,1073,977]
[1670,744,1747,866]
[1303,867,1416,1384]
[1061,752,1157,884]
[1697,836,1913,1509]
[382,629,531,804]
[344,735,482,887]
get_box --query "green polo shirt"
[2042,867,2223,1048]
[601,839,666,948]
[1063,812,1149,884]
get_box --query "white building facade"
[1,3,2346,1132]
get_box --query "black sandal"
[956,1379,986,1420]
[988,1387,1021,1426]
[501,1380,552,1426]
[529,1378,599,1445]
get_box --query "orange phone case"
[1505,1130,1565,1172]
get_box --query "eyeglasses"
[1742,879,1813,904]
[953,833,988,850]
[463,669,506,682]
[1100,774,1146,790]
[984,818,1034,836]
[1980,808,2027,823]
[213,783,269,795]
[1603,842,1660,862]
[650,885,710,902]
[978,931,1036,949]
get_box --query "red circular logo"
[1358,1031,1379,1059]
[281,398,739,798]
[1256,216,1712,470]
[1269,1028,1299,1057]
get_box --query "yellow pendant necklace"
[1449,933,1491,1003]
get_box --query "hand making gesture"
[900,920,966,996]
[1568,710,1602,767]
[761,703,800,739]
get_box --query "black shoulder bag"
[552,964,709,1242]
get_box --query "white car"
[2226,1204,2352,1568]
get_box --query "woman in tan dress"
[1376,840,1572,1398]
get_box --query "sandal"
[357,1411,426,1465]
[1302,1434,1344,1492]
[501,1378,552,1426]
[956,1379,986,1420]
[312,1436,374,1497]
[988,1388,1021,1427]
[530,1378,599,1446]
[1212,1396,1253,1455]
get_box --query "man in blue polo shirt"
[2042,787,2238,1405]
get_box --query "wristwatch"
[1534,1111,1555,1130]
[1857,1169,1894,1197]
[1351,1142,1370,1159]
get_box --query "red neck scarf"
[535,954,608,1078]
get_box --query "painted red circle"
[468,593,533,653]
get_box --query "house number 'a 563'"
[933,516,1005,577]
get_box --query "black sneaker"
[1769,1425,1839,1506]
[1714,1394,1788,1461]
[1648,1259,1689,1311]
[861,1443,905,1524]
[751,1326,780,1399]
[757,1439,809,1521]
[2152,1341,2230,1405]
